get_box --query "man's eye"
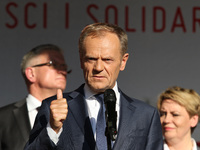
[86,57,96,61]
[103,58,112,62]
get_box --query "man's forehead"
[39,51,65,62]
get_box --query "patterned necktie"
[95,94,107,150]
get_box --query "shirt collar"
[26,94,42,111]
[163,138,198,150]
[84,82,119,100]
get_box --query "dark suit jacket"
[0,99,31,150]
[25,84,163,150]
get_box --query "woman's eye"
[173,114,179,117]
[159,112,165,116]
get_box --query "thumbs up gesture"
[50,89,68,133]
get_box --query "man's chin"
[89,84,108,93]
[56,84,66,91]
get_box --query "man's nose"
[94,60,104,71]
[58,69,67,76]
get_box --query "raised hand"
[50,89,68,133]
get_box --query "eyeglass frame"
[31,60,71,74]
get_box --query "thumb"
[57,89,63,99]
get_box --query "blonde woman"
[157,86,200,150]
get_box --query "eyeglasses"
[32,61,71,74]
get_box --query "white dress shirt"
[163,138,199,150]
[84,82,120,140]
[26,94,42,128]
[47,82,120,144]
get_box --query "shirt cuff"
[46,122,63,144]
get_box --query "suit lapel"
[68,92,89,133]
[13,99,31,142]
[113,91,136,149]
[68,86,96,149]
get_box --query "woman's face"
[159,99,198,142]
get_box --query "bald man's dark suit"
[25,84,163,150]
[0,99,31,150]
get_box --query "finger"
[57,89,63,100]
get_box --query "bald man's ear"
[25,67,36,83]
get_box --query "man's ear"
[120,53,129,71]
[25,67,36,83]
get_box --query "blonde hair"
[79,22,128,58]
[157,86,200,132]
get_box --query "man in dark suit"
[0,44,69,150]
[25,23,163,150]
